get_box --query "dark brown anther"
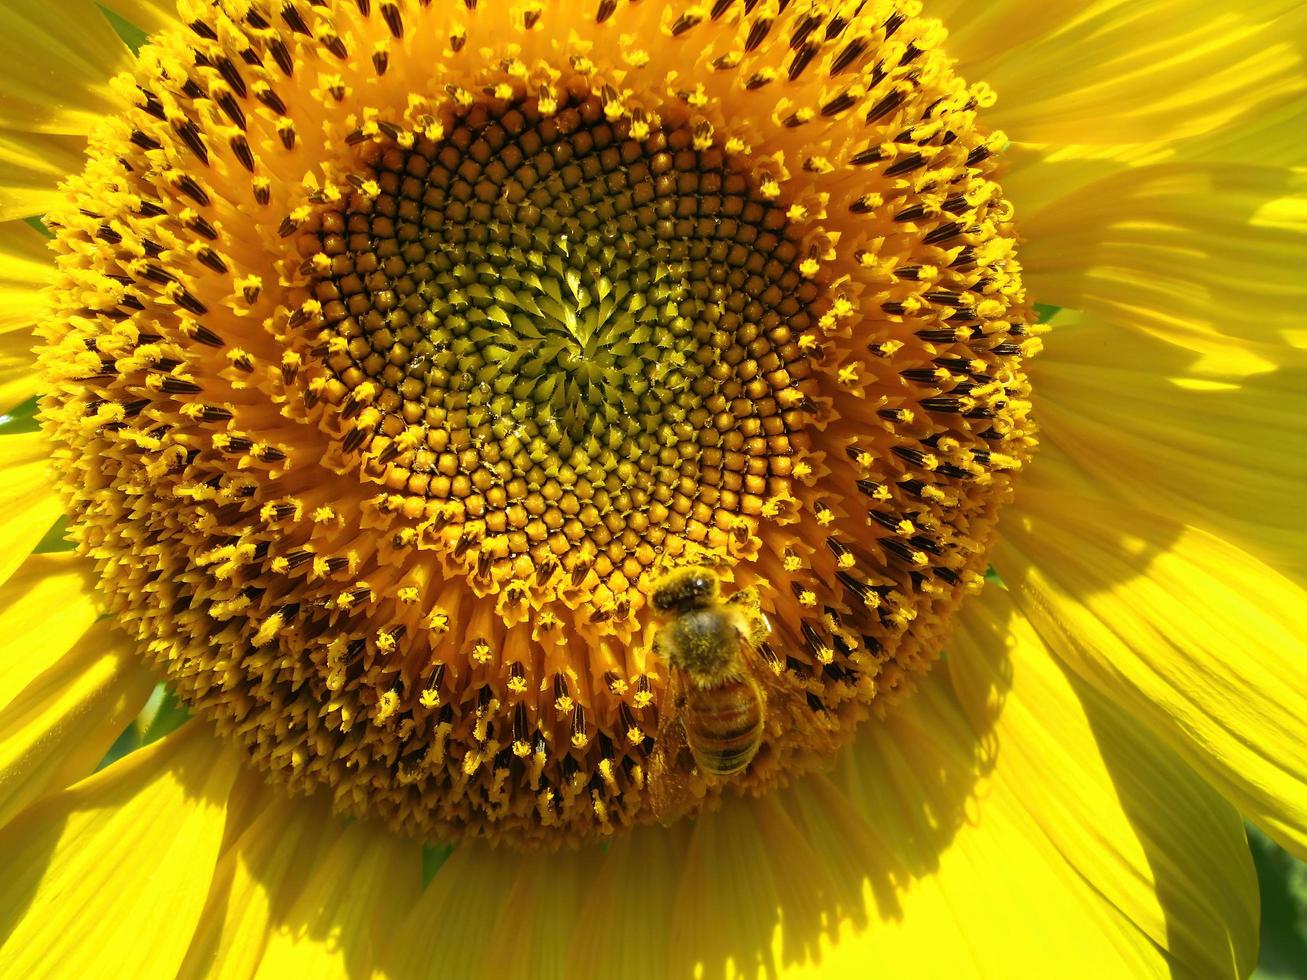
[381,2,403,37]
[788,42,818,80]
[195,248,228,274]
[280,3,311,35]
[821,91,855,117]
[161,377,203,395]
[321,33,348,59]
[175,120,210,165]
[175,174,211,206]
[216,93,247,130]
[256,88,288,115]
[215,56,247,98]
[269,38,294,76]
[230,135,255,172]
[191,323,224,346]
[922,221,963,246]
[130,130,162,151]
[174,287,208,316]
[341,425,369,454]
[744,17,772,52]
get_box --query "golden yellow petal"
[997,489,1307,860]
[0,328,40,410]
[0,130,88,221]
[951,584,1259,978]
[251,818,421,979]
[178,787,337,979]
[0,618,156,827]
[1021,163,1307,353]
[0,721,241,978]
[0,552,97,707]
[0,219,52,336]
[0,430,62,585]
[1034,315,1307,582]
[929,0,1307,145]
[0,1,134,134]
[394,663,1184,978]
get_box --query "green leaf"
[420,844,454,887]
[1250,824,1307,979]
[0,396,40,435]
[33,515,73,555]
[97,4,149,54]
[140,685,190,745]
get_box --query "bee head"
[650,566,719,614]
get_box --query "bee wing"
[734,628,842,750]
[646,667,703,825]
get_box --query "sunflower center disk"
[300,104,814,617]
[36,0,1038,846]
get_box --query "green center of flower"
[294,101,816,611]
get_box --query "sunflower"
[1,0,1305,975]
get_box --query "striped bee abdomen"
[683,675,765,776]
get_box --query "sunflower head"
[35,0,1035,846]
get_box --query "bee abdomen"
[684,678,764,777]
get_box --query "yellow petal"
[0,618,155,827]
[0,130,87,221]
[0,552,97,708]
[252,817,421,979]
[0,1,133,135]
[103,0,178,37]
[0,327,40,409]
[0,219,53,335]
[178,788,337,979]
[395,668,1175,977]
[996,489,1307,860]
[786,676,1165,978]
[390,842,597,980]
[0,431,62,586]
[1035,315,1307,582]
[1021,163,1307,353]
[950,584,1259,978]
[0,721,241,978]
[930,0,1307,146]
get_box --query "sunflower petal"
[996,489,1307,860]
[0,130,88,222]
[390,842,600,980]
[1034,315,1307,582]
[102,0,177,37]
[0,2,133,135]
[950,584,1259,978]
[0,619,155,828]
[1021,163,1307,352]
[0,329,39,410]
[0,431,62,586]
[178,789,335,979]
[786,675,1165,977]
[0,721,241,978]
[930,0,1307,146]
[251,818,421,979]
[0,552,97,708]
[0,220,53,336]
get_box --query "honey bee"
[645,566,793,821]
